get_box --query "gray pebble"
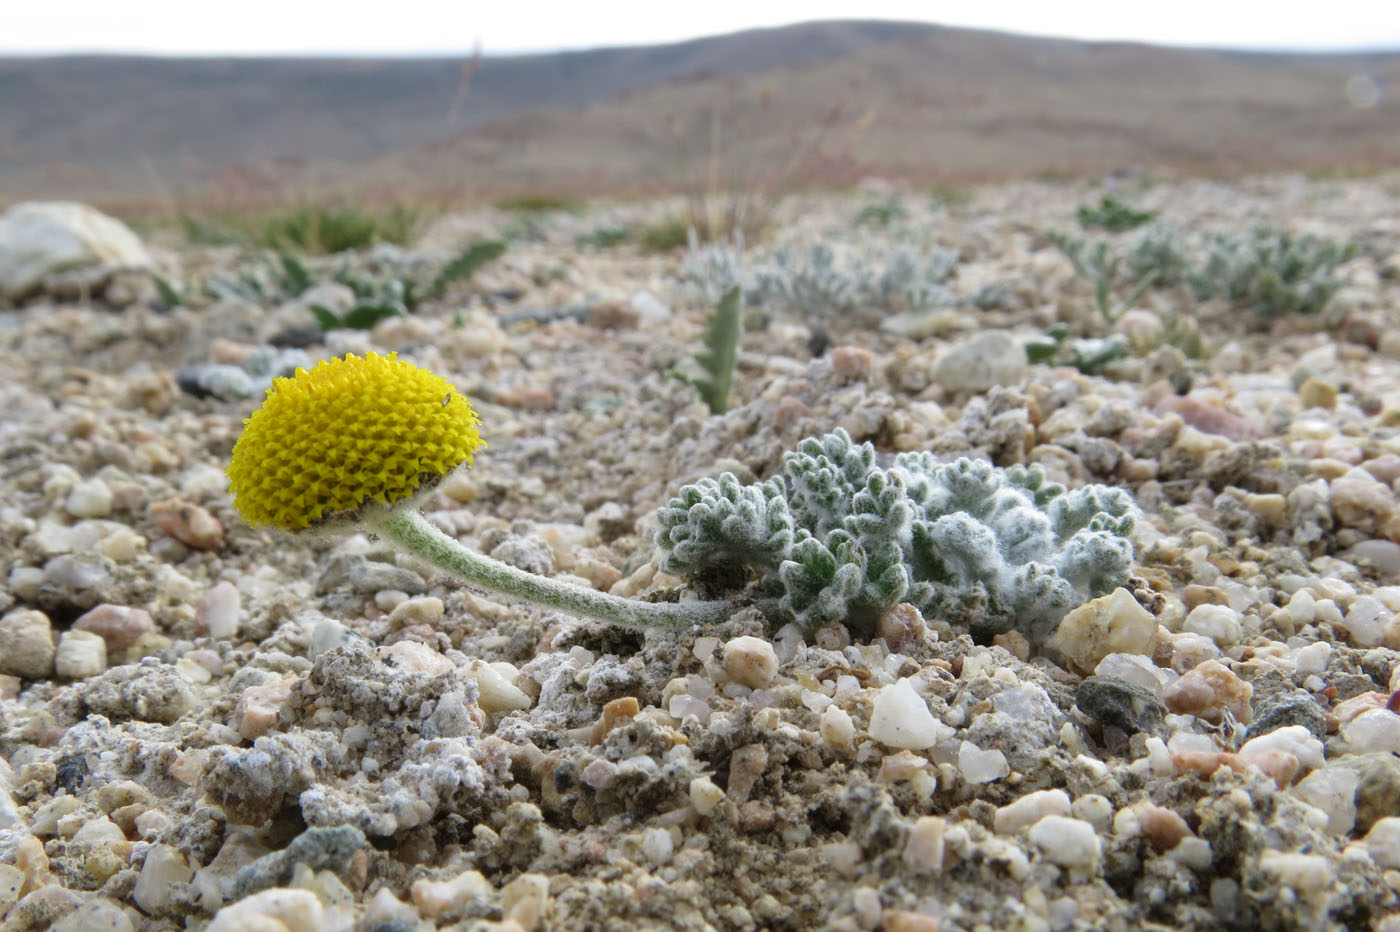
[1075,675,1167,737]
[1246,691,1327,741]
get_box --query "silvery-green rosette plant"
[656,429,1137,641]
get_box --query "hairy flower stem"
[369,509,741,629]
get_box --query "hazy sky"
[7,0,1400,55]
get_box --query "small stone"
[363,888,418,928]
[1029,816,1100,870]
[1292,767,1361,836]
[690,777,725,816]
[820,704,856,752]
[7,886,85,929]
[1114,308,1165,347]
[65,478,113,519]
[150,498,224,550]
[206,887,323,932]
[931,330,1028,394]
[1094,653,1172,695]
[1154,395,1259,441]
[1257,851,1333,894]
[727,744,767,803]
[1159,630,1223,673]
[1297,377,1338,409]
[1293,641,1331,675]
[412,869,490,920]
[1332,474,1397,536]
[1163,659,1253,724]
[54,629,107,679]
[0,609,55,678]
[640,827,674,866]
[1246,692,1326,741]
[994,789,1072,835]
[1136,803,1193,853]
[1342,596,1390,648]
[580,758,617,790]
[1072,794,1114,833]
[196,581,241,639]
[464,659,532,713]
[1342,709,1400,754]
[830,345,873,380]
[1076,675,1166,736]
[991,629,1030,662]
[1183,584,1229,610]
[588,299,639,329]
[494,386,555,410]
[1181,602,1245,648]
[1334,691,1389,724]
[50,899,134,932]
[902,816,946,873]
[958,741,1009,784]
[869,679,949,750]
[590,696,640,746]
[133,844,193,913]
[1335,753,1400,834]
[1363,817,1400,870]
[722,636,779,689]
[1238,724,1323,772]
[1049,587,1158,674]
[74,602,157,652]
[387,595,445,628]
[877,603,926,649]
[884,911,941,932]
[234,676,296,741]
[501,872,551,931]
[379,640,454,676]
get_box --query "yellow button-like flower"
[227,352,483,531]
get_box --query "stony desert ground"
[4,173,1400,931]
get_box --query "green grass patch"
[177,203,423,254]
[494,193,585,214]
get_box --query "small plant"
[179,204,423,254]
[1123,226,1189,289]
[310,240,505,330]
[1189,227,1355,317]
[493,193,584,214]
[636,217,691,254]
[575,226,631,249]
[683,235,959,317]
[204,240,504,322]
[258,204,421,254]
[1025,324,1130,375]
[1077,196,1154,232]
[657,429,1137,641]
[853,197,907,228]
[672,286,743,414]
[426,240,506,301]
[227,353,740,629]
[1048,230,1159,325]
[152,274,185,309]
[308,301,405,333]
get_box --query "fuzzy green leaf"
[308,304,343,332]
[676,285,743,415]
[429,240,506,299]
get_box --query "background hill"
[2,20,1397,209]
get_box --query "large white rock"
[0,201,150,300]
[868,678,950,750]
[930,331,1028,394]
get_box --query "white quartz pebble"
[868,679,948,750]
[1029,816,1101,870]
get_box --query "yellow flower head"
[227,352,483,531]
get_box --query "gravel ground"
[4,173,1400,931]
